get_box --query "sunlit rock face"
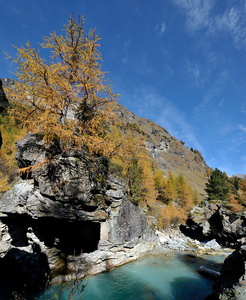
[0,133,158,292]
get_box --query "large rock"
[181,203,246,247]
[208,206,246,247]
[206,244,246,299]
[0,133,158,293]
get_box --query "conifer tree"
[165,178,175,202]
[205,168,229,201]
[154,169,167,202]
[140,159,156,207]
[192,189,199,204]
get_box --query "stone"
[208,206,246,247]
[0,242,11,258]
[15,132,46,168]
[204,239,221,250]
[181,203,246,248]
[206,244,246,299]
[107,197,147,244]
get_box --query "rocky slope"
[114,103,209,199]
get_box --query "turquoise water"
[34,251,228,300]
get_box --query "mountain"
[114,103,209,199]
[231,174,245,179]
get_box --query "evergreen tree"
[205,168,229,201]
[233,176,239,190]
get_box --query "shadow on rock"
[0,245,50,299]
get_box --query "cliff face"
[0,133,158,293]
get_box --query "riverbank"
[155,228,232,258]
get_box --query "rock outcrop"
[0,79,9,148]
[0,133,158,294]
[206,244,246,299]
[181,202,246,247]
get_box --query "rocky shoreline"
[156,228,229,253]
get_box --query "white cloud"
[188,63,200,79]
[185,60,204,87]
[239,125,246,133]
[215,7,246,49]
[155,22,166,36]
[174,0,213,32]
[173,0,246,50]
[160,22,166,35]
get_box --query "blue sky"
[1,0,246,176]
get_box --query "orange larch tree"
[6,15,118,156]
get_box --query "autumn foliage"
[153,170,198,228]
[0,111,27,192]
[6,16,118,156]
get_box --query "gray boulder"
[204,239,221,250]
[181,203,246,247]
[208,205,246,247]
[206,244,246,299]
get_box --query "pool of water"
[35,251,229,300]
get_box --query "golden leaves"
[6,15,118,155]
